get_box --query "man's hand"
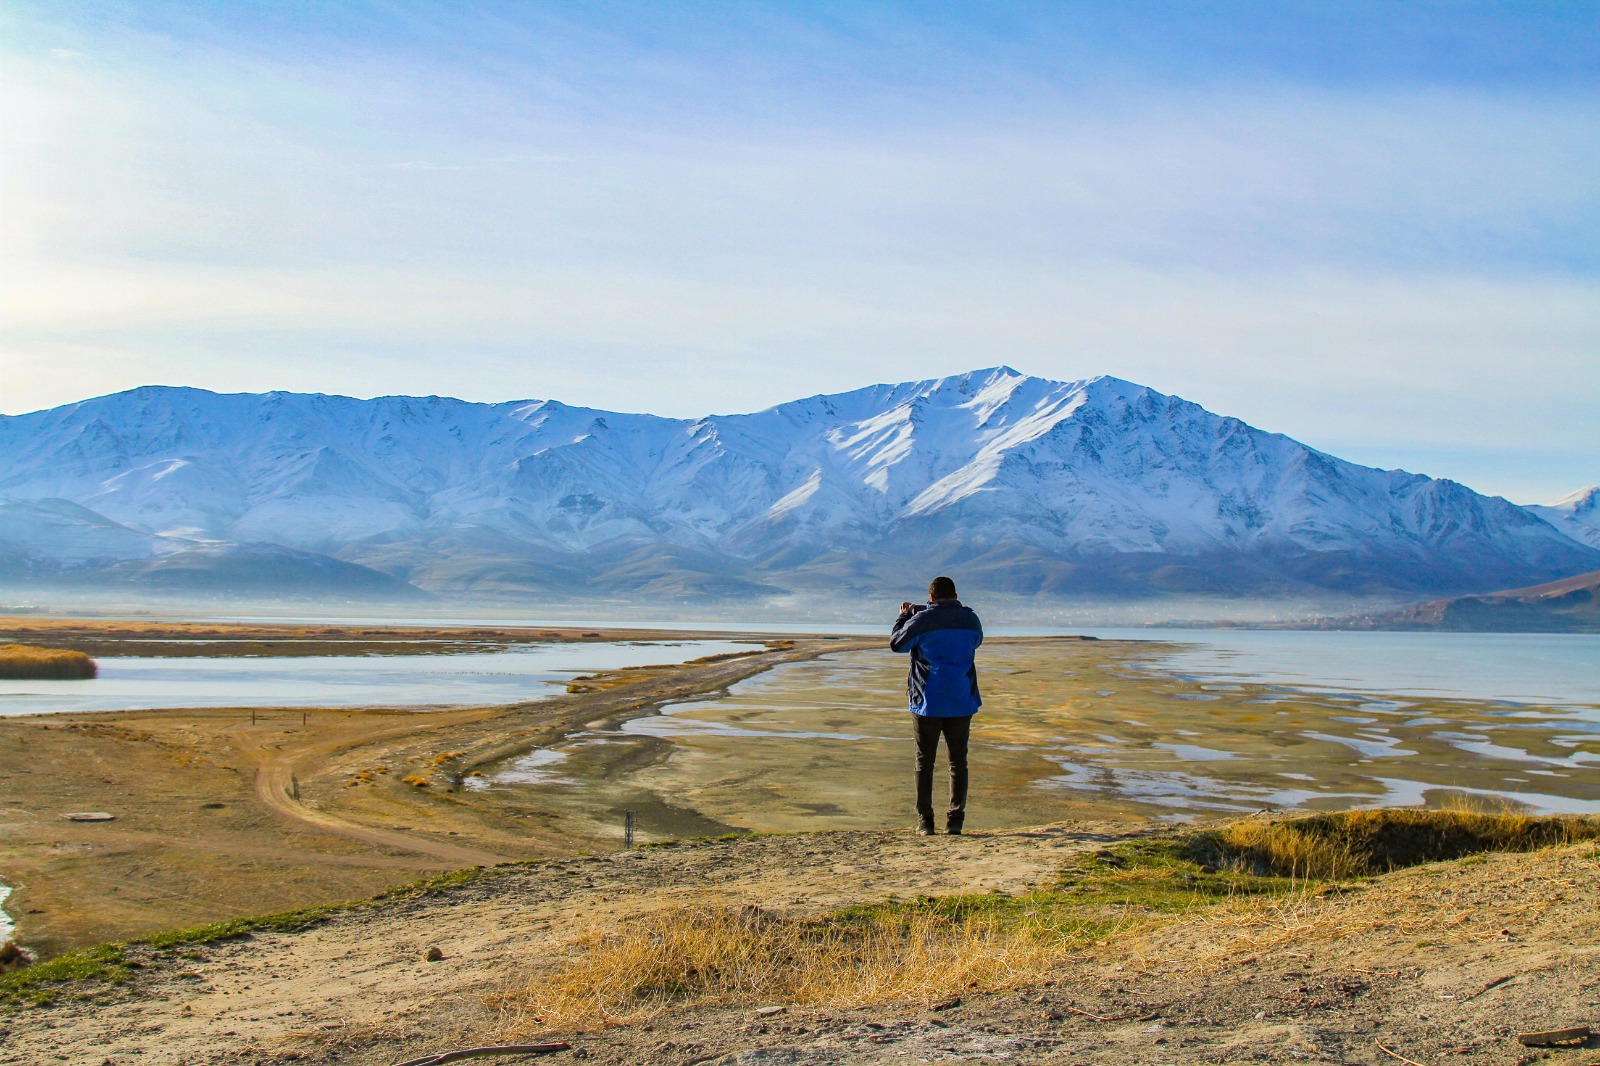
[899,601,916,614]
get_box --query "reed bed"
[0,644,97,680]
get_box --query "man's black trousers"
[912,713,970,829]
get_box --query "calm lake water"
[1087,629,1599,708]
[0,640,757,716]
[185,613,1600,704]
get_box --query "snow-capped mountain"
[1,368,1595,599]
[1528,486,1600,549]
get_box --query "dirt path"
[250,715,510,867]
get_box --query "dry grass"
[1195,807,1600,880]
[495,810,1600,1033]
[1140,837,1600,972]
[0,644,96,680]
[496,904,1087,1031]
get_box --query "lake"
[1104,628,1599,708]
[0,639,759,716]
[182,614,1600,705]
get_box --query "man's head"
[928,575,958,601]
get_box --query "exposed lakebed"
[481,633,1600,838]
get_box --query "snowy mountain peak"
[1,373,1595,599]
[1549,485,1599,510]
[1529,485,1600,549]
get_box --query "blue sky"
[2,1,1596,502]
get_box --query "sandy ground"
[0,634,867,957]
[4,623,1597,1064]
[3,825,1596,1066]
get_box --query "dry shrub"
[0,644,96,680]
[1203,807,1600,880]
[497,905,1087,1032]
[496,810,1600,1032]
[1146,836,1600,971]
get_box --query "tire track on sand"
[248,640,878,868]
[251,711,510,867]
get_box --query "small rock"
[754,1005,786,1017]
[62,812,115,822]
[929,996,962,1011]
[424,945,444,961]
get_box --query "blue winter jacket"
[890,599,983,717]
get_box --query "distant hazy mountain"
[1,368,1595,601]
[1528,485,1600,549]
[1326,569,1600,633]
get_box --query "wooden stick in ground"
[1375,1039,1430,1066]
[392,1043,572,1066]
[1064,1005,1136,1022]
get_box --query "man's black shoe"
[946,825,963,836]
[917,819,937,836]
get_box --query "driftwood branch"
[1374,1039,1430,1066]
[393,1043,572,1066]
[1063,1005,1136,1022]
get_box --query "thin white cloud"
[0,27,1596,502]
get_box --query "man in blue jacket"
[891,575,983,836]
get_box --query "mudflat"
[0,629,856,957]
[4,626,1596,958]
[0,616,752,657]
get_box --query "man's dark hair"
[929,575,957,600]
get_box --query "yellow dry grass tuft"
[496,905,1087,1032]
[0,644,96,680]
[1200,807,1600,880]
[494,810,1600,1034]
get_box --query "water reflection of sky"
[0,640,757,715]
[492,638,1600,819]
[1109,629,1600,708]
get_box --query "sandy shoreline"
[0,625,863,957]
[2,620,1598,1065]
[4,620,1598,960]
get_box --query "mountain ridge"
[1528,485,1600,549]
[1,368,1595,601]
